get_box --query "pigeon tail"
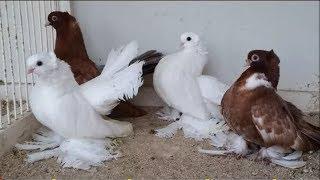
[129,50,163,76]
[285,101,320,150]
[99,50,163,76]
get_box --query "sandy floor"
[0,107,319,179]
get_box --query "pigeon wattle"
[153,32,229,140]
[16,41,144,170]
[199,50,320,169]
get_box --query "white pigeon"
[153,32,229,140]
[16,41,144,170]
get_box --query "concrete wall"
[71,1,319,112]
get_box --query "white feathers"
[200,131,307,169]
[81,61,144,115]
[17,128,118,170]
[180,115,229,140]
[16,127,63,151]
[197,75,229,105]
[56,138,119,170]
[156,106,181,121]
[258,147,306,169]
[153,32,228,140]
[199,132,249,156]
[18,41,143,169]
[244,73,272,90]
[101,41,139,78]
[80,41,144,115]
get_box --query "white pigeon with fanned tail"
[16,41,143,170]
[153,32,229,140]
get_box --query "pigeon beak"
[244,59,251,67]
[45,21,51,27]
[27,68,35,74]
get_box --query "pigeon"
[46,11,163,118]
[16,41,144,170]
[199,50,320,169]
[153,32,229,140]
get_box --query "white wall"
[71,1,319,111]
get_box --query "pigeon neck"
[243,65,279,89]
[267,64,280,89]
[183,45,207,55]
[37,62,77,89]
[55,23,90,60]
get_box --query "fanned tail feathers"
[130,50,164,75]
[109,61,144,101]
[101,41,139,78]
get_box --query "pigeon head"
[246,49,280,69]
[46,11,76,29]
[27,52,58,76]
[246,49,280,88]
[180,32,200,48]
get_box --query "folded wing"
[197,75,229,105]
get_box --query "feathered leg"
[156,106,181,121]
[258,146,306,169]
[155,121,182,138]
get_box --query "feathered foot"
[199,131,249,156]
[181,115,229,141]
[156,106,181,121]
[155,121,182,138]
[16,128,121,170]
[57,138,119,170]
[198,147,231,156]
[258,147,305,169]
[27,148,60,163]
[16,127,64,151]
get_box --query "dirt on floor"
[0,107,319,179]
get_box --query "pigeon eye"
[186,37,192,41]
[52,15,58,21]
[251,54,259,61]
[36,61,43,66]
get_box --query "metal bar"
[50,1,56,48]
[39,1,48,52]
[44,1,52,51]
[14,1,25,116]
[27,1,36,85]
[35,1,44,52]
[0,99,2,129]
[21,1,32,111]
[6,1,18,120]
[0,1,14,124]
[19,1,30,112]
[0,2,10,126]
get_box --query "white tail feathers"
[80,41,144,115]
[102,41,139,78]
[111,61,144,101]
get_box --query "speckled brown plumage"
[221,50,320,152]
